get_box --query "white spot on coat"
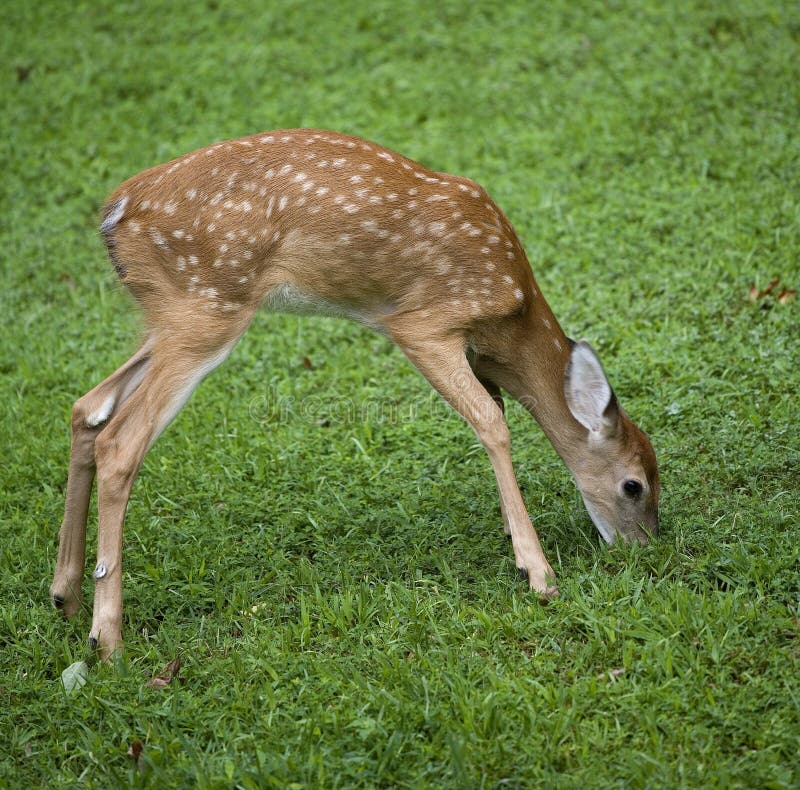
[149,228,168,248]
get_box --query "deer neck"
[483,308,588,472]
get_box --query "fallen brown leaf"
[748,277,795,304]
[145,656,181,689]
[127,739,144,770]
[302,356,314,370]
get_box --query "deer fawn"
[51,130,659,658]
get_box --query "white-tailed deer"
[51,130,659,658]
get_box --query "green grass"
[2,0,799,786]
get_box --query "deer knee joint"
[72,394,116,433]
[70,400,90,433]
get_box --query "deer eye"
[623,479,643,497]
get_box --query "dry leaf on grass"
[748,277,795,303]
[127,740,144,770]
[145,656,181,689]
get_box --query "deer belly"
[262,282,391,333]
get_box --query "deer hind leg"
[392,328,557,596]
[51,337,155,617]
[87,332,239,660]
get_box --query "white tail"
[51,129,659,658]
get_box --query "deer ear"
[564,341,619,436]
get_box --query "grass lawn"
[2,0,799,786]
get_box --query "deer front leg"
[475,375,512,537]
[469,353,513,538]
[394,331,557,596]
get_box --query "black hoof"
[52,595,65,609]
[88,637,98,651]
[517,567,529,582]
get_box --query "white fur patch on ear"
[564,341,613,433]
